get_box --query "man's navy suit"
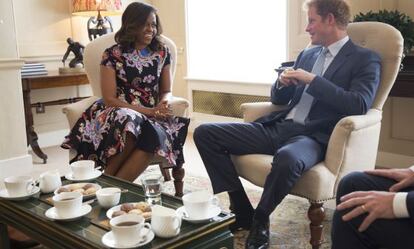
[194,39,381,218]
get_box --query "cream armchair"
[231,22,403,249]
[62,33,189,196]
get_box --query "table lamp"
[72,0,122,40]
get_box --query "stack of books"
[21,63,48,77]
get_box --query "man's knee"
[337,171,368,198]
[272,150,305,177]
[193,124,212,145]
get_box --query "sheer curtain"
[186,0,287,84]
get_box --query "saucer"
[0,186,40,201]
[45,204,92,221]
[176,205,221,224]
[101,228,155,249]
[65,170,102,182]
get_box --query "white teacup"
[110,214,151,246]
[182,191,219,219]
[96,187,121,208]
[39,169,62,193]
[53,192,82,218]
[151,205,181,238]
[4,175,36,197]
[70,160,95,179]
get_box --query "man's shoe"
[245,219,270,249]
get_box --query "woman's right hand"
[152,100,173,120]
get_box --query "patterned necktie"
[292,48,329,124]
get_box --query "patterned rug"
[163,174,334,249]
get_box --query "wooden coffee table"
[0,174,235,248]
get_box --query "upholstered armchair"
[62,33,189,197]
[231,22,403,249]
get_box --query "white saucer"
[176,205,221,223]
[101,228,155,249]
[0,186,40,201]
[64,170,102,182]
[45,204,92,221]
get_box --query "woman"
[62,2,189,181]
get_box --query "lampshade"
[72,0,122,17]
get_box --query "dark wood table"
[22,71,89,163]
[0,174,235,249]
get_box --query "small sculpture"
[60,38,85,74]
[62,38,85,68]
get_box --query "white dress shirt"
[393,165,414,218]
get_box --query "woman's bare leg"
[114,149,154,181]
[105,134,136,176]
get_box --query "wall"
[13,0,146,148]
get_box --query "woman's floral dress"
[62,44,190,168]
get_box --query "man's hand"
[280,68,316,85]
[279,68,298,86]
[365,168,414,192]
[337,191,396,232]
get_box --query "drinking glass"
[141,174,163,205]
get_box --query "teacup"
[39,169,62,193]
[53,192,82,218]
[110,214,151,246]
[182,191,219,219]
[151,205,181,238]
[70,160,95,179]
[4,175,36,197]
[96,187,121,208]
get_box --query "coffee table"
[0,174,235,248]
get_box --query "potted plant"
[353,10,414,56]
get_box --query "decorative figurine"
[59,38,85,74]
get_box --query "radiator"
[192,90,270,118]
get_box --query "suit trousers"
[193,120,325,217]
[331,171,414,249]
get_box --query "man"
[193,0,381,248]
[332,168,414,249]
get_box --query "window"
[186,0,287,83]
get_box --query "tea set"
[0,160,222,248]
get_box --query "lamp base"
[59,67,85,74]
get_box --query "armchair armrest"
[241,102,288,122]
[325,109,382,179]
[62,96,99,128]
[169,96,190,118]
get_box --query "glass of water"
[141,174,163,205]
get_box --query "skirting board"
[0,154,33,182]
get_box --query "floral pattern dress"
[62,44,190,168]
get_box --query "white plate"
[0,186,40,201]
[64,169,102,182]
[45,204,92,221]
[176,205,221,224]
[54,183,101,200]
[106,202,151,220]
[101,228,154,249]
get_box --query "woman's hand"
[152,100,173,120]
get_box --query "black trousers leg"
[332,171,414,249]
[193,122,276,194]
[255,135,326,217]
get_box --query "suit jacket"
[406,192,414,223]
[256,40,381,145]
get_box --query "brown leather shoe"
[9,238,40,249]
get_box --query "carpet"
[163,174,334,249]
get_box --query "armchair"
[231,22,403,249]
[62,33,189,197]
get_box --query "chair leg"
[159,163,171,181]
[307,202,325,249]
[172,167,185,197]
